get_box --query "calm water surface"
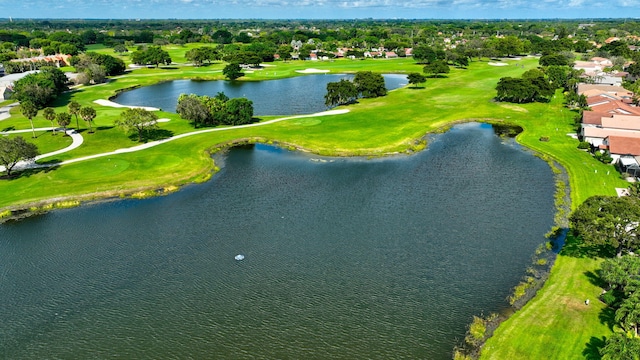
[113,74,408,115]
[0,123,555,359]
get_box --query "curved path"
[0,103,19,121]
[0,128,83,172]
[1,109,349,173]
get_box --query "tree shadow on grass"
[2,125,15,132]
[582,336,605,360]
[1,164,60,180]
[426,74,449,78]
[409,86,426,90]
[559,233,616,258]
[127,129,174,143]
[96,126,115,131]
[598,306,617,331]
[584,270,607,288]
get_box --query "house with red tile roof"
[604,136,640,157]
[602,136,640,176]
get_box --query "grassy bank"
[0,54,629,358]
[480,255,609,359]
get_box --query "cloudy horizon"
[2,0,640,19]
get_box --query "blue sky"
[2,0,640,19]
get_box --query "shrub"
[577,141,591,150]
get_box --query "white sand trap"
[296,68,330,74]
[94,99,160,111]
[488,62,509,67]
[260,63,276,67]
[157,118,170,123]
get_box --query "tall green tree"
[223,63,243,80]
[601,256,640,293]
[407,73,427,88]
[68,101,81,130]
[0,136,39,177]
[223,98,254,125]
[115,108,159,142]
[19,100,38,138]
[353,71,386,98]
[616,293,640,337]
[11,67,67,108]
[277,45,293,62]
[43,107,56,135]
[423,60,450,77]
[324,79,358,108]
[570,196,640,257]
[79,106,97,133]
[56,112,71,135]
[145,46,172,67]
[176,94,210,127]
[600,333,640,360]
[412,45,439,63]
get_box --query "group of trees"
[130,46,172,67]
[496,52,581,104]
[11,67,68,109]
[324,72,387,108]
[598,254,640,358]
[496,69,555,103]
[69,52,126,85]
[185,46,220,66]
[18,100,97,139]
[176,92,254,127]
[569,191,640,358]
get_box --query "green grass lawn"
[0,54,628,358]
[481,254,610,360]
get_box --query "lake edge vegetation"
[2,18,640,359]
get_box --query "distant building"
[0,70,39,101]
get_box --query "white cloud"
[6,0,638,19]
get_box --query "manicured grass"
[481,255,609,360]
[0,54,629,358]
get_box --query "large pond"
[0,123,555,359]
[113,74,408,115]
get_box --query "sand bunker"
[94,99,160,111]
[488,62,509,67]
[295,68,330,74]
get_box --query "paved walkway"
[0,128,83,173]
[0,103,19,121]
[1,109,349,173]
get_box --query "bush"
[577,141,591,150]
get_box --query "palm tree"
[56,112,71,135]
[79,106,97,133]
[68,101,81,131]
[600,332,640,360]
[43,107,56,135]
[19,100,38,138]
[615,293,640,337]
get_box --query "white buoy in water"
[235,254,245,261]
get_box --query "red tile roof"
[607,136,640,156]
[582,111,611,125]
